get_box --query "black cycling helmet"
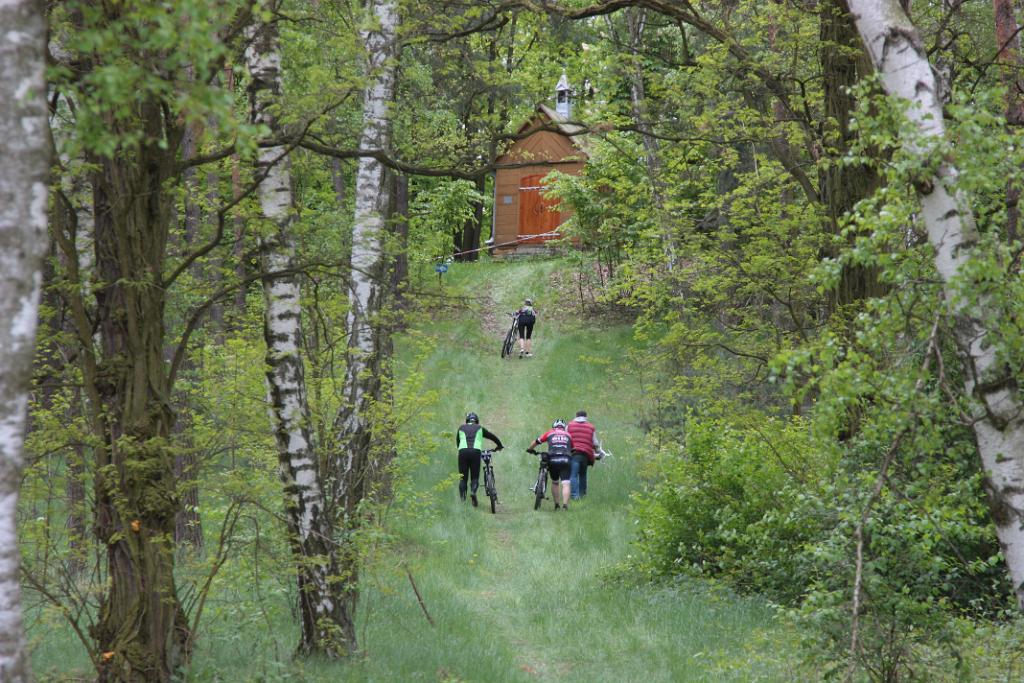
[552,418,566,429]
[466,412,479,424]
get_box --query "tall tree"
[245,11,354,656]
[331,0,401,649]
[46,2,255,678]
[994,0,1024,126]
[621,7,677,270]
[848,0,1024,609]
[820,0,883,309]
[0,0,50,680]
[993,0,1024,243]
[174,114,205,551]
[86,84,190,682]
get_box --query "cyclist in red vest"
[457,412,504,507]
[567,410,603,500]
[529,419,573,510]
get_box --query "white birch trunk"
[848,0,1024,608]
[246,18,353,654]
[0,0,50,679]
[334,0,400,513]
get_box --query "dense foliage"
[541,3,1024,679]
[514,1,1024,680]
[14,0,1024,680]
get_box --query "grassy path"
[343,259,798,682]
[28,258,800,682]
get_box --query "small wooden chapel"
[490,73,588,256]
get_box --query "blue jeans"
[570,453,589,499]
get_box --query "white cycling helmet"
[552,419,566,429]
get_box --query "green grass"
[29,256,803,682]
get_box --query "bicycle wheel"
[501,323,516,358]
[484,465,497,514]
[533,466,546,511]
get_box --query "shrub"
[630,414,832,604]
[628,409,1012,681]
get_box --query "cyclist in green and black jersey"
[457,412,504,507]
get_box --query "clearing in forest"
[339,258,801,683]
[28,258,801,682]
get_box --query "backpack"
[518,307,536,325]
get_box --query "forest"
[3,0,1024,681]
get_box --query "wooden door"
[518,174,560,243]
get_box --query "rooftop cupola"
[555,71,571,119]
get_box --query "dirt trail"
[480,292,510,337]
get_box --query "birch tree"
[331,0,400,639]
[245,13,354,655]
[847,0,1024,608]
[0,0,50,679]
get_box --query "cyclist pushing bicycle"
[527,419,573,511]
[457,412,504,507]
[515,299,536,358]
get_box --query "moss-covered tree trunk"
[88,101,189,682]
[820,0,883,309]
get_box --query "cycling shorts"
[517,321,534,339]
[546,454,570,481]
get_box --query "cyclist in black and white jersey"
[515,299,537,358]
[529,419,573,510]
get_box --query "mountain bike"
[500,313,517,359]
[527,449,547,510]
[481,449,498,514]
